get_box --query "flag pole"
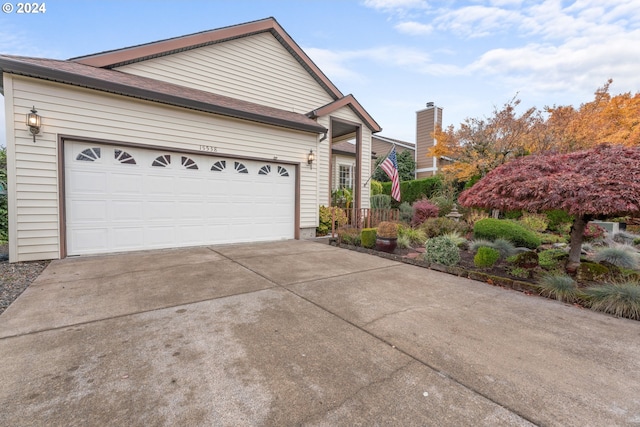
[363,143,396,187]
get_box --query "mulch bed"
[335,242,541,295]
[0,243,50,315]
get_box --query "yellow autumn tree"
[545,80,640,151]
[430,97,540,181]
[432,80,640,181]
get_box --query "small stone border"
[336,243,539,295]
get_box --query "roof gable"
[71,17,343,102]
[309,95,382,133]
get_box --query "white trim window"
[339,164,352,189]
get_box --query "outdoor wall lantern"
[26,106,41,142]
[307,149,315,168]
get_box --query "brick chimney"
[415,102,443,178]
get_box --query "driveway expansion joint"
[283,286,538,426]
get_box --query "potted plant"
[375,221,398,253]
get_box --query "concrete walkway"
[1,240,638,426]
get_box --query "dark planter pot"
[375,237,397,253]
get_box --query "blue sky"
[1,0,639,145]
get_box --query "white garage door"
[65,142,295,256]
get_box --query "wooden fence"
[331,208,400,236]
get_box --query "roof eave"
[0,58,326,134]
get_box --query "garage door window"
[181,156,198,170]
[76,147,101,162]
[278,166,289,177]
[234,161,248,174]
[114,149,136,165]
[259,165,271,175]
[152,155,171,167]
[211,160,226,172]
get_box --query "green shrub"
[370,194,392,210]
[397,225,427,246]
[584,281,640,320]
[474,247,501,268]
[539,233,568,244]
[429,195,454,217]
[538,249,568,270]
[420,217,469,238]
[396,234,412,249]
[518,212,549,233]
[440,231,467,247]
[361,228,377,248]
[594,247,638,270]
[317,206,348,236]
[399,202,413,223]
[504,210,523,220]
[469,239,494,252]
[537,274,581,303]
[635,238,640,246]
[471,238,516,258]
[511,251,539,268]
[545,209,574,232]
[578,262,610,282]
[338,227,361,246]
[490,238,517,258]
[370,180,384,196]
[473,218,541,249]
[424,236,461,266]
[0,193,7,243]
[331,187,353,209]
[382,176,443,205]
[509,267,530,279]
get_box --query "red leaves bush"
[583,223,605,241]
[411,199,439,226]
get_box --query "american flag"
[381,146,401,202]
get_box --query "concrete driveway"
[1,240,639,426]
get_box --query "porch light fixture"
[307,149,315,168]
[26,106,41,142]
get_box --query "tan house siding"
[316,106,371,210]
[416,105,442,178]
[116,32,335,114]
[7,75,319,262]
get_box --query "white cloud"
[433,5,524,38]
[305,45,435,82]
[363,0,429,11]
[466,27,640,99]
[395,21,433,35]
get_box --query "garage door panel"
[111,201,143,221]
[112,227,145,249]
[145,201,176,220]
[66,142,295,256]
[145,226,176,246]
[68,200,109,222]
[67,170,107,193]
[110,173,144,195]
[144,175,175,195]
[70,228,109,253]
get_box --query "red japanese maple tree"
[458,145,640,271]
